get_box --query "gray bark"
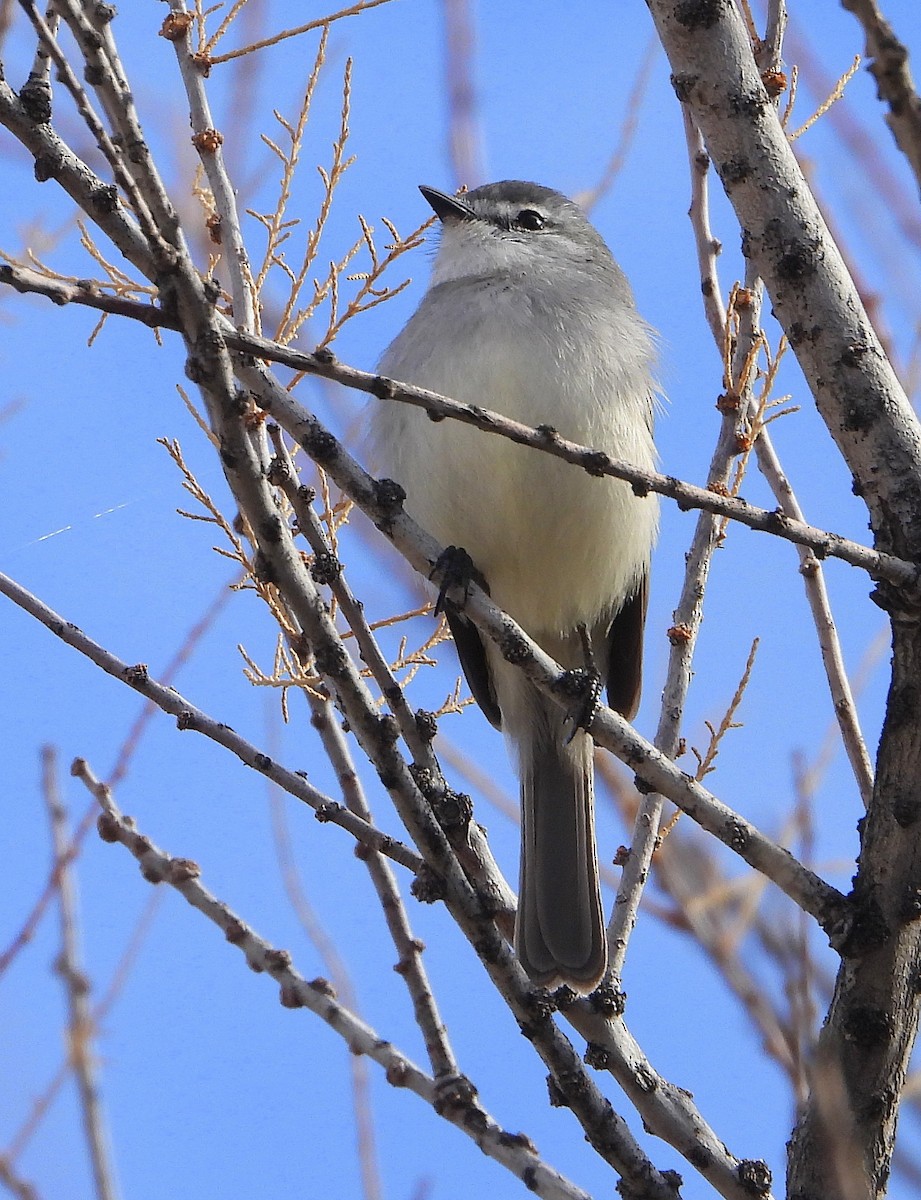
[645,2,921,1195]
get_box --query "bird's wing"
[603,576,648,721]
[442,600,502,729]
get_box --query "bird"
[373,180,658,991]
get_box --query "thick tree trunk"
[644,1,921,1192]
[788,613,921,1199]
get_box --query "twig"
[790,762,820,1102]
[440,0,485,187]
[267,428,516,928]
[600,754,820,1091]
[611,117,732,954]
[249,28,330,307]
[166,0,258,332]
[753,431,875,807]
[204,0,394,66]
[609,271,767,977]
[682,109,727,343]
[43,748,119,1200]
[74,762,630,1200]
[23,1,58,103]
[785,21,921,254]
[761,0,788,64]
[0,1159,37,1200]
[51,0,178,261]
[0,569,422,874]
[579,34,660,213]
[268,787,383,1200]
[275,611,465,1084]
[787,56,861,142]
[0,790,98,980]
[681,18,875,809]
[691,638,760,782]
[6,891,162,1164]
[568,1007,777,1200]
[839,0,921,193]
[16,1,164,261]
[794,624,888,803]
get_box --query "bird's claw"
[559,624,602,743]
[558,667,603,744]
[431,545,487,615]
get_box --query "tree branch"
[0,570,422,875]
[42,748,118,1200]
[0,260,913,591]
[645,0,921,568]
[643,4,921,1192]
[840,0,921,194]
[76,760,593,1200]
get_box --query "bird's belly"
[383,376,656,636]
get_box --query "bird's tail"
[513,685,606,992]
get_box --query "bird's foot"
[558,624,602,743]
[431,545,488,615]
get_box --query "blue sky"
[2,3,921,1198]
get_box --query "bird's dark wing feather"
[443,600,502,728]
[604,576,648,720]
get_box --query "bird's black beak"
[419,185,476,223]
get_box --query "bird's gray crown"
[424,180,607,249]
[421,179,625,294]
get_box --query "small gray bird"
[374,181,658,991]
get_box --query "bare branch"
[753,431,875,807]
[644,3,921,1189]
[165,0,259,332]
[267,791,383,1200]
[840,0,921,193]
[0,1158,37,1200]
[203,0,394,67]
[674,20,874,811]
[42,749,119,1200]
[77,762,594,1200]
[0,261,911,591]
[266,427,517,928]
[0,80,155,277]
[265,436,466,1083]
[569,1007,776,1200]
[440,0,485,187]
[682,109,727,343]
[645,0,921,566]
[0,570,423,875]
[0,796,97,982]
[608,273,766,976]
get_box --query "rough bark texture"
[645,2,921,1195]
[787,614,921,1197]
[645,0,921,558]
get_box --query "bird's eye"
[515,209,546,231]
